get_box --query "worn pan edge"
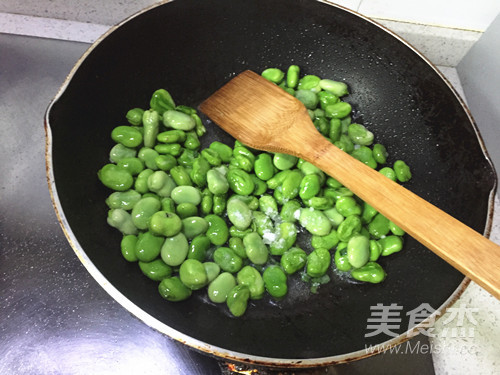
[43,0,498,368]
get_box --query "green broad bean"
[372,144,388,164]
[266,170,291,190]
[227,197,252,230]
[339,134,355,154]
[318,91,339,110]
[299,174,321,200]
[273,153,298,171]
[261,68,285,84]
[213,247,243,273]
[335,196,362,217]
[135,169,154,194]
[200,188,213,215]
[182,216,208,239]
[298,161,325,183]
[190,157,210,187]
[325,102,352,119]
[323,207,344,228]
[259,195,278,217]
[226,285,250,317]
[348,123,374,146]
[158,276,192,302]
[334,245,352,272]
[138,147,160,169]
[263,266,287,298]
[179,259,208,290]
[305,196,334,210]
[280,247,307,274]
[351,262,386,283]
[154,143,182,156]
[149,211,182,237]
[229,237,247,259]
[111,126,143,148]
[121,234,138,262]
[184,131,200,150]
[176,202,198,219]
[229,226,253,239]
[281,170,303,200]
[207,168,229,195]
[319,79,349,96]
[336,215,362,242]
[188,235,211,262]
[157,129,186,144]
[175,105,196,115]
[106,189,141,210]
[326,176,343,189]
[201,148,222,167]
[254,153,274,181]
[329,118,342,142]
[170,165,193,186]
[379,235,404,256]
[252,211,274,236]
[155,154,177,171]
[307,248,331,277]
[389,221,405,236]
[205,214,229,245]
[147,170,177,197]
[209,141,233,163]
[208,272,237,303]
[139,259,172,281]
[161,232,189,266]
[394,160,412,182]
[280,199,301,223]
[233,146,255,164]
[298,75,321,92]
[161,197,176,213]
[243,232,269,265]
[204,262,221,283]
[379,167,397,181]
[323,187,353,201]
[295,89,318,109]
[251,175,268,195]
[162,109,196,131]
[269,222,297,256]
[150,89,175,114]
[142,110,160,148]
[362,202,378,224]
[171,186,201,205]
[368,213,390,238]
[98,164,134,192]
[286,65,300,88]
[347,235,370,268]
[109,143,136,163]
[299,208,332,236]
[192,113,206,137]
[314,117,330,136]
[237,266,265,299]
[227,168,255,196]
[135,231,165,262]
[351,146,377,169]
[212,194,227,215]
[177,149,198,168]
[126,108,144,126]
[369,239,383,261]
[311,230,339,250]
[131,196,161,230]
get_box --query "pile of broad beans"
[98,65,411,317]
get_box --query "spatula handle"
[301,129,500,299]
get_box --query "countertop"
[1,2,499,374]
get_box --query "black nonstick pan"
[45,0,497,368]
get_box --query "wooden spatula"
[200,70,500,299]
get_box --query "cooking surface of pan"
[46,0,496,364]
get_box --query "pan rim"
[44,0,498,367]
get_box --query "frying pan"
[45,0,497,368]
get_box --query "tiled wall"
[0,0,499,32]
